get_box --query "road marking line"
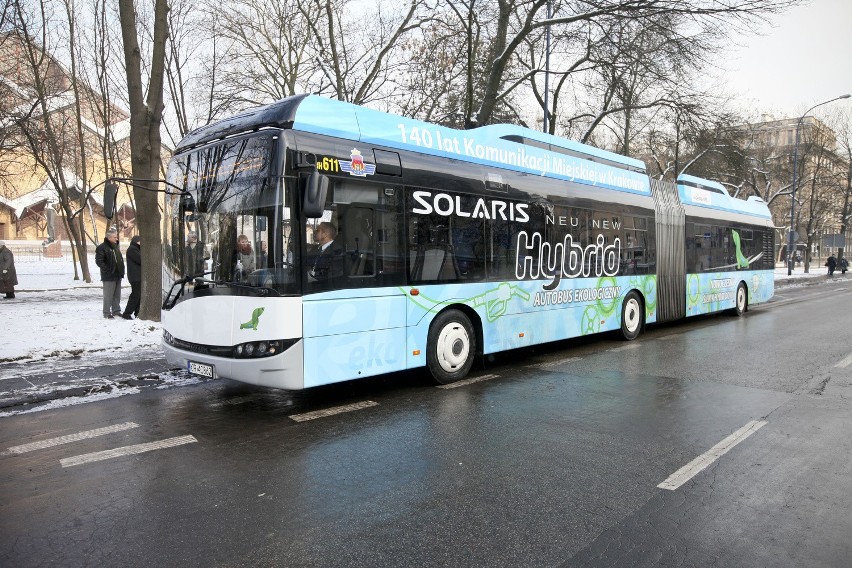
[834,353,852,368]
[2,422,139,456]
[60,435,197,468]
[437,374,500,389]
[658,420,767,491]
[289,401,378,422]
[529,358,582,370]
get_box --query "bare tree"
[117,0,168,321]
[307,0,430,105]
[797,127,839,272]
[6,0,99,281]
[163,0,226,143]
[212,0,321,108]
[210,0,431,114]
[835,110,852,262]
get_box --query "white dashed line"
[658,420,767,491]
[60,435,198,468]
[1,422,139,456]
[289,401,378,422]
[833,353,852,368]
[530,357,582,370]
[437,374,500,389]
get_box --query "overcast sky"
[722,0,852,120]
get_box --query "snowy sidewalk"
[1,257,163,371]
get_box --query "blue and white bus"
[161,95,774,389]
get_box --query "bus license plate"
[188,361,214,378]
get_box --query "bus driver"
[309,222,344,281]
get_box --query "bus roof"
[176,95,770,219]
[290,95,652,196]
[676,174,771,219]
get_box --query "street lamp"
[787,94,851,275]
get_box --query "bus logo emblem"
[240,307,265,330]
[339,148,376,177]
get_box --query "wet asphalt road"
[1,280,851,567]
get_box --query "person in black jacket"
[826,254,837,276]
[0,240,17,299]
[95,228,125,319]
[121,235,141,319]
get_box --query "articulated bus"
[161,95,774,389]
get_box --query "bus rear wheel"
[620,291,643,341]
[732,282,747,316]
[427,309,476,385]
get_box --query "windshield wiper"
[163,270,217,308]
[210,279,275,295]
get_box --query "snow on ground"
[0,255,162,369]
[0,254,837,369]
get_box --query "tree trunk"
[118,0,168,322]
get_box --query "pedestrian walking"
[840,257,848,274]
[121,235,141,319]
[0,240,17,299]
[825,254,837,276]
[95,228,125,319]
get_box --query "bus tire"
[620,291,643,341]
[732,282,747,316]
[427,309,476,384]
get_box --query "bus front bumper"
[163,340,305,390]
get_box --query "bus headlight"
[232,340,287,358]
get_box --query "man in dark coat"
[308,222,344,282]
[121,235,142,319]
[95,228,125,319]
[0,240,17,299]
[826,254,837,276]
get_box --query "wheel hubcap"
[625,299,640,333]
[437,323,470,372]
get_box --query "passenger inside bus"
[184,231,209,277]
[257,239,268,268]
[230,234,256,282]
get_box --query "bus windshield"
[163,133,298,302]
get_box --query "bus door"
[302,179,408,387]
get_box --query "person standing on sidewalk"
[95,228,125,319]
[0,240,17,299]
[121,235,141,319]
[825,254,837,276]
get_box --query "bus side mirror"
[303,171,328,218]
[103,182,118,219]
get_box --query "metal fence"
[8,246,70,263]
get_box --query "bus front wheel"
[427,309,476,384]
[620,291,643,341]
